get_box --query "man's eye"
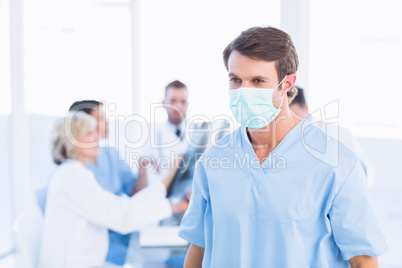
[230,78,240,83]
[254,79,264,83]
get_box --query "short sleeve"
[329,160,388,260]
[178,160,209,248]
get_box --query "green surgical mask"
[228,76,286,129]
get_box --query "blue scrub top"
[87,147,138,266]
[179,120,388,268]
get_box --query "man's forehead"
[228,51,277,78]
[166,87,188,98]
[228,69,277,82]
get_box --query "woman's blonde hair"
[52,111,97,165]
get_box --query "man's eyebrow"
[229,72,271,81]
[252,76,271,81]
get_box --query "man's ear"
[281,74,297,93]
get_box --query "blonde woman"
[39,112,182,268]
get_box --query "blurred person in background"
[139,80,194,226]
[69,100,147,265]
[69,101,188,266]
[143,80,189,184]
[39,111,187,268]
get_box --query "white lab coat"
[39,160,172,268]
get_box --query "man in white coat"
[144,80,190,185]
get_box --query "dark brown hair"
[290,86,306,107]
[223,26,299,103]
[165,80,187,96]
[69,100,103,115]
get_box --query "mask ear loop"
[274,75,288,109]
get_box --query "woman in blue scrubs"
[179,27,388,268]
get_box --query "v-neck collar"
[240,120,305,185]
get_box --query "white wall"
[359,137,402,266]
[0,116,14,254]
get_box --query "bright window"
[22,0,135,189]
[23,0,133,117]
[0,0,11,115]
[309,0,402,139]
[0,0,14,256]
[139,0,282,122]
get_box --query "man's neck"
[247,108,301,151]
[77,155,91,167]
[168,118,183,127]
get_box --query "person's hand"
[185,191,192,202]
[171,199,189,214]
[162,153,184,189]
[139,157,159,173]
[172,153,184,170]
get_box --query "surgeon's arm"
[162,153,183,189]
[130,165,147,195]
[184,243,204,268]
[70,171,172,234]
[349,255,378,268]
[131,157,156,195]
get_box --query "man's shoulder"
[99,146,120,159]
[56,160,88,174]
[51,160,93,187]
[303,122,359,158]
[299,121,363,176]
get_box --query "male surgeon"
[179,27,388,268]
